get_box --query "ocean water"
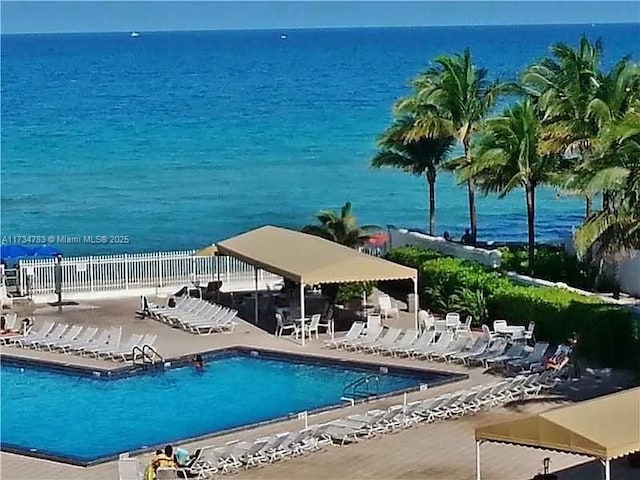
[1,24,638,256]
[0,353,446,461]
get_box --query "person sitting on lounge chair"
[145,445,177,479]
[544,353,569,372]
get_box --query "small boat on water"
[280,34,287,40]
[130,32,140,38]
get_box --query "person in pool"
[192,354,204,370]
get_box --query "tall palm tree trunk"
[426,172,436,236]
[526,185,536,274]
[585,196,592,218]
[467,179,477,245]
[463,141,478,245]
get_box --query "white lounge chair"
[15,321,60,348]
[380,329,419,356]
[39,325,84,351]
[362,327,402,354]
[397,330,435,357]
[118,457,142,480]
[324,322,365,349]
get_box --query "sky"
[1,1,639,34]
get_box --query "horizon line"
[3,21,638,36]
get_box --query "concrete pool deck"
[1,296,638,479]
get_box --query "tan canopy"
[475,387,640,460]
[195,244,218,256]
[216,226,417,285]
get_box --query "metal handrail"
[132,344,164,366]
[142,344,164,364]
[342,374,380,400]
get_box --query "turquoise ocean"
[1,24,638,256]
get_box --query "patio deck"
[1,296,636,480]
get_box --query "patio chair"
[377,294,399,319]
[507,342,549,373]
[467,337,508,366]
[430,334,472,361]
[118,457,143,480]
[0,285,14,310]
[324,321,365,349]
[524,321,536,342]
[57,327,101,353]
[304,314,321,339]
[445,312,460,330]
[368,327,404,353]
[39,325,83,351]
[17,322,64,348]
[447,331,490,363]
[484,342,526,369]
[344,324,384,351]
[398,330,435,357]
[155,468,179,480]
[412,331,454,359]
[275,312,298,337]
[379,329,419,356]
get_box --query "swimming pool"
[0,349,462,464]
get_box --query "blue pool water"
[0,352,454,463]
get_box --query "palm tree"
[574,105,640,258]
[371,116,455,235]
[301,201,379,248]
[573,106,640,297]
[464,98,558,271]
[522,36,604,217]
[396,48,510,244]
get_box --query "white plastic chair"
[493,319,508,334]
[275,312,298,337]
[377,295,399,319]
[305,314,321,339]
[445,312,460,331]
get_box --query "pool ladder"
[132,344,164,367]
[340,374,380,405]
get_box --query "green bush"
[386,246,639,367]
[499,245,598,290]
[336,281,375,303]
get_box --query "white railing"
[18,251,280,297]
[388,229,502,268]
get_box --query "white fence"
[18,251,281,299]
[388,229,503,268]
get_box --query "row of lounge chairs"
[1,320,156,362]
[119,371,561,479]
[144,296,237,335]
[325,322,553,374]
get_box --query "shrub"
[499,245,598,290]
[386,246,639,367]
[336,281,376,303]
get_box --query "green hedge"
[498,245,599,290]
[386,246,639,368]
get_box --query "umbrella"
[1,244,62,263]
[1,245,32,261]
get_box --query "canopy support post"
[254,267,259,324]
[413,277,419,330]
[300,282,306,346]
[216,254,221,283]
[475,440,482,480]
[601,458,610,480]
